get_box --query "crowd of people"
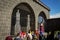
[5,30,60,40]
[5,23,60,40]
[5,30,40,40]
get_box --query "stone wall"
[0,0,21,40]
[0,0,50,40]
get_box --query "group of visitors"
[5,30,60,40]
[5,23,60,40]
[5,23,44,40]
[5,30,40,40]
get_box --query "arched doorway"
[10,3,35,35]
[38,11,47,32]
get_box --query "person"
[47,31,54,40]
[35,30,39,40]
[32,31,35,40]
[14,33,22,40]
[5,35,13,40]
[39,23,45,40]
[58,32,60,40]
[39,34,42,40]
[27,30,32,40]
[20,31,26,40]
[54,37,59,40]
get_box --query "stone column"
[15,10,21,34]
[27,15,30,32]
[35,15,38,30]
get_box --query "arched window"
[38,11,47,32]
[10,3,35,35]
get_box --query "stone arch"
[10,2,35,35]
[38,11,47,32]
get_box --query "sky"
[40,0,60,18]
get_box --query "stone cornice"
[33,0,50,11]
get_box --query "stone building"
[0,0,50,40]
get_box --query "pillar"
[35,15,38,30]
